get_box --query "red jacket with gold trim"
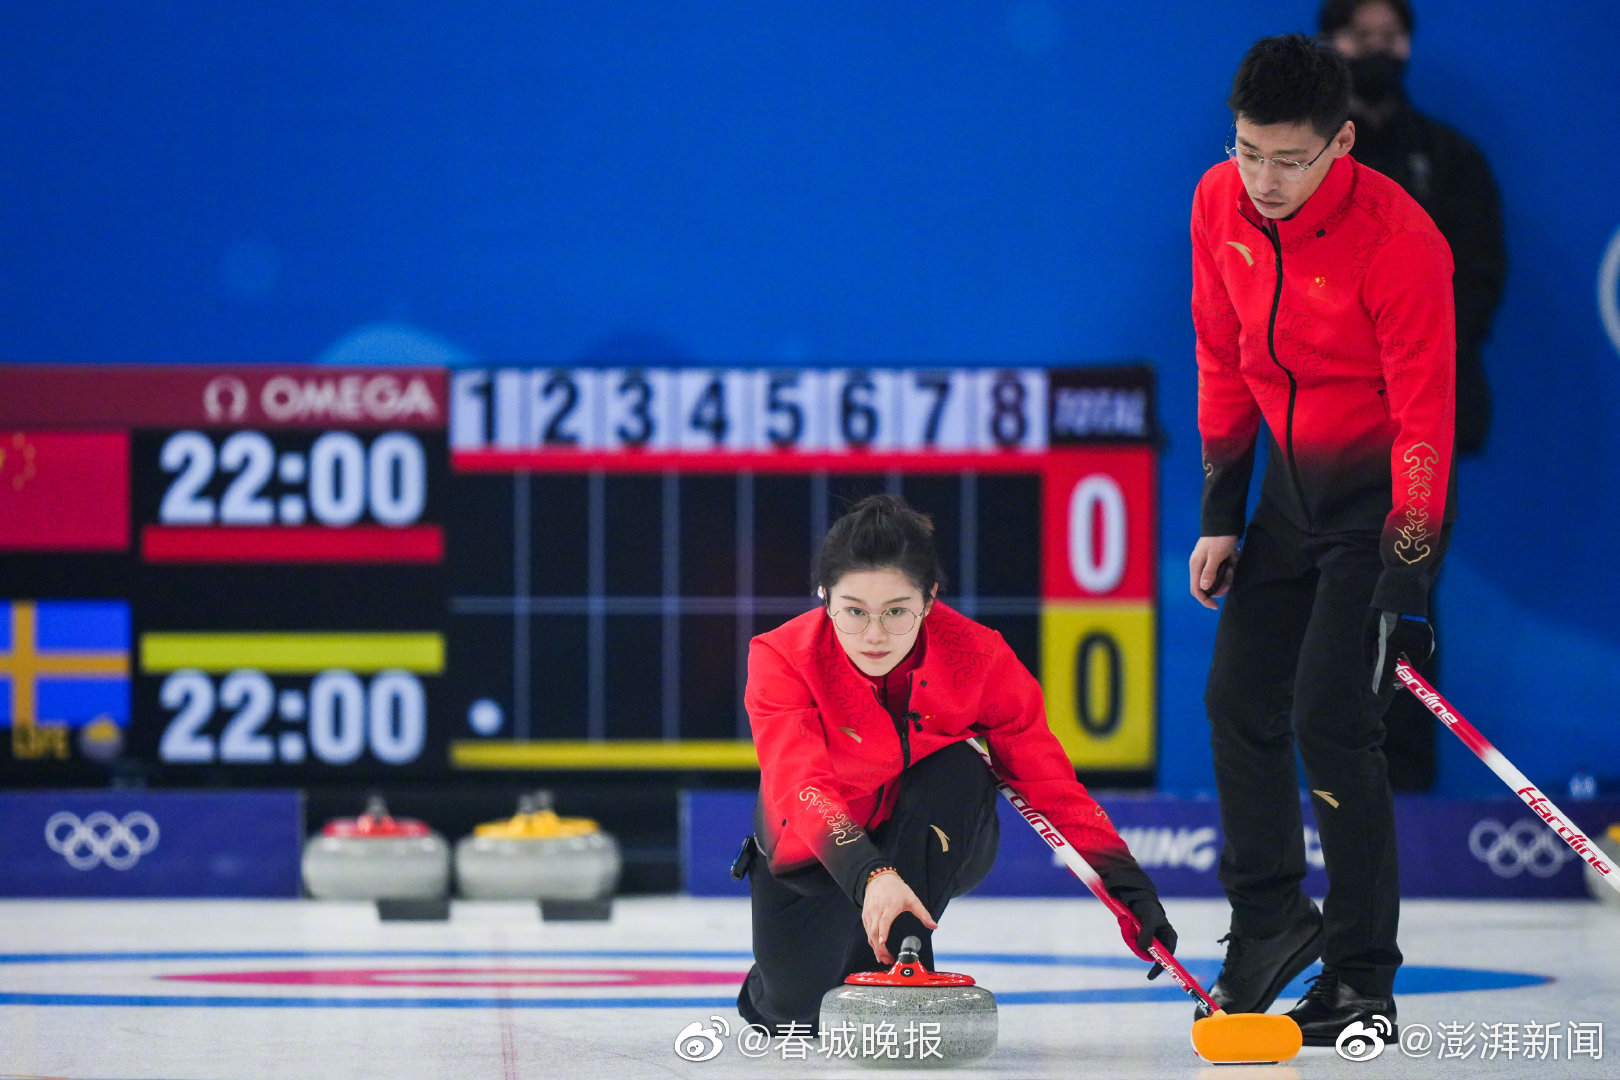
[745,601,1138,903]
[1192,153,1456,613]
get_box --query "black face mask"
[1348,54,1407,105]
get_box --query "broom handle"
[966,738,1222,1014]
[1394,660,1620,896]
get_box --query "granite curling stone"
[818,936,997,1068]
[302,796,451,920]
[454,791,621,919]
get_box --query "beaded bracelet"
[866,865,898,886]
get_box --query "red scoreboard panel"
[0,364,1158,783]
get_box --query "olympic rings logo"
[44,811,161,871]
[1468,818,1575,879]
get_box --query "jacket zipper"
[876,679,912,771]
[1251,216,1315,531]
[900,670,926,738]
[866,672,922,828]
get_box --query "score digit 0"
[1040,605,1154,769]
[1041,448,1155,604]
[1068,474,1128,594]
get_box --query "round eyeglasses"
[1224,136,1333,181]
[829,606,921,636]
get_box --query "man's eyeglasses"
[829,606,921,636]
[1224,134,1334,181]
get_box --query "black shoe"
[1193,899,1323,1020]
[1284,970,1397,1048]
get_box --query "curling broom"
[1395,660,1619,896]
[966,738,1302,1064]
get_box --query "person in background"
[1320,0,1506,790]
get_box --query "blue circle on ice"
[468,699,503,736]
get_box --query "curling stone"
[302,796,451,921]
[1584,825,1620,908]
[454,791,621,920]
[819,936,996,1068]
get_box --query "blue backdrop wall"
[6,1,1618,796]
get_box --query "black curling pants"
[738,740,1000,1034]
[1205,510,1402,998]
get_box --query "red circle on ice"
[162,967,745,988]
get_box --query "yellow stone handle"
[473,808,600,839]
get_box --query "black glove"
[1363,608,1435,697]
[1100,866,1178,980]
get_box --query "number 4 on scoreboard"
[676,370,750,451]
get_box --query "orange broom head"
[1191,1011,1303,1064]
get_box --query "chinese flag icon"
[0,431,130,552]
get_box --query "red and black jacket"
[745,602,1139,904]
[1192,153,1456,614]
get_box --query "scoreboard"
[0,367,447,783]
[0,364,1159,784]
